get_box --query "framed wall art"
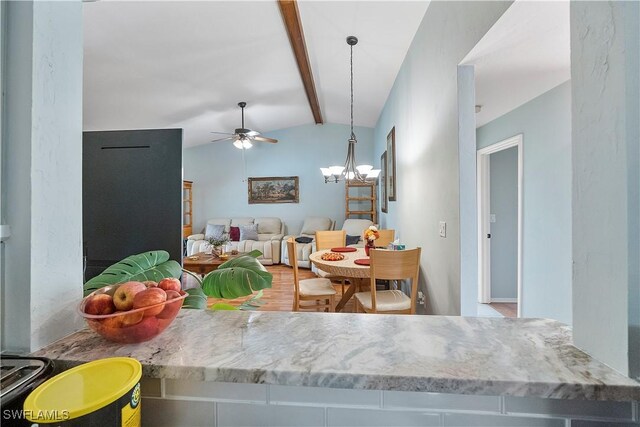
[386,127,396,201]
[380,151,388,213]
[248,176,299,204]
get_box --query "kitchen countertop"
[33,310,640,401]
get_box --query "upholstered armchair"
[341,218,375,247]
[282,217,335,268]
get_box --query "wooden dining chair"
[315,230,346,250]
[314,230,347,293]
[287,238,336,312]
[354,248,421,314]
[375,229,395,247]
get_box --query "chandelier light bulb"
[356,165,373,174]
[329,166,345,176]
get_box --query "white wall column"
[457,65,478,317]
[571,0,639,376]
[1,1,83,352]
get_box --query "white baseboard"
[490,298,517,303]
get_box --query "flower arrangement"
[364,225,380,242]
[207,236,230,256]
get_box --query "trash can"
[23,357,142,427]
[1,355,55,427]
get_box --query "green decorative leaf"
[201,255,272,299]
[183,287,208,309]
[83,251,182,296]
[210,303,238,311]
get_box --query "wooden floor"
[489,303,517,318]
[206,264,355,312]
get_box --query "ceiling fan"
[210,102,278,149]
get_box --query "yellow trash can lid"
[24,357,142,421]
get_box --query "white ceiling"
[462,0,570,127]
[83,1,430,148]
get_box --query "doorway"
[477,134,523,318]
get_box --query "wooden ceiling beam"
[277,0,323,124]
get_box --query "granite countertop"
[33,310,640,401]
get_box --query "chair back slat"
[286,238,300,302]
[315,230,346,250]
[375,229,395,247]
[369,248,421,313]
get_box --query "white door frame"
[477,134,523,317]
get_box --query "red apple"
[142,280,158,288]
[120,310,144,326]
[127,316,160,342]
[113,281,146,310]
[133,288,167,317]
[158,278,181,292]
[164,290,181,300]
[157,293,184,319]
[99,315,123,330]
[84,294,116,315]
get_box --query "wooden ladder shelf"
[345,180,377,224]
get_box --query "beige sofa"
[187,217,285,265]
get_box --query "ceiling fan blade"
[252,136,278,143]
[210,131,235,135]
[246,130,259,137]
[211,136,239,143]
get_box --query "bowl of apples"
[78,278,187,343]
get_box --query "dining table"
[309,247,371,312]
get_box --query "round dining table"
[309,248,371,312]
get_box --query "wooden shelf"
[183,181,193,237]
[345,181,377,224]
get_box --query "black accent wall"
[83,129,183,281]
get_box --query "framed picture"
[380,151,388,213]
[386,127,396,201]
[248,176,299,204]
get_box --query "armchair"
[282,217,334,268]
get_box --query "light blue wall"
[373,1,512,315]
[183,123,374,236]
[477,81,572,324]
[489,146,518,300]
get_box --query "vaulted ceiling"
[83,1,430,147]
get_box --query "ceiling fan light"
[356,164,373,174]
[233,140,243,149]
[329,166,345,176]
[242,140,253,149]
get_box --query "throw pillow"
[295,236,313,244]
[239,224,259,241]
[346,235,360,246]
[229,226,240,242]
[205,224,225,240]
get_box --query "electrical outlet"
[418,291,425,305]
[439,221,446,238]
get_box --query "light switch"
[439,221,446,238]
[0,225,11,242]
[490,214,496,223]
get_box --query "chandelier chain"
[350,44,355,140]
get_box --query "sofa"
[187,217,285,265]
[282,217,335,268]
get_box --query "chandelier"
[321,36,380,184]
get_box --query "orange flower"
[364,225,379,241]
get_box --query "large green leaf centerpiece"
[201,251,272,299]
[83,250,182,296]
